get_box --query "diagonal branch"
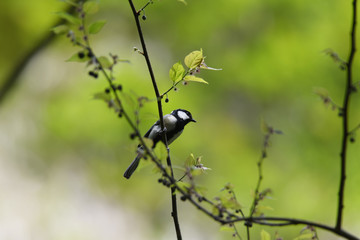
[336,0,357,230]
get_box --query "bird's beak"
[190,118,196,123]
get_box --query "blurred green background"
[0,0,360,239]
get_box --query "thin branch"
[336,0,357,230]
[127,1,182,239]
[249,130,273,218]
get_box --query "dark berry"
[105,88,110,94]
[142,15,147,20]
[180,195,187,201]
[117,85,123,91]
[130,133,136,140]
[78,52,85,59]
[165,98,169,103]
[350,137,355,143]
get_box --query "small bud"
[165,98,169,103]
[118,112,122,118]
[142,15,147,21]
[174,87,178,92]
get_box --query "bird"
[123,109,196,179]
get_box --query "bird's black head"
[171,109,196,125]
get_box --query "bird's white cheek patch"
[177,111,189,120]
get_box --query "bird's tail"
[123,154,141,179]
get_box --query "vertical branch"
[127,1,182,239]
[336,0,357,230]
[249,133,270,217]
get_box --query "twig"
[127,1,182,239]
[336,0,357,230]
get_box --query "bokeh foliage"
[0,0,360,239]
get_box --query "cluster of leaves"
[163,49,221,101]
[294,226,319,240]
[323,48,347,70]
[313,87,342,113]
[315,48,360,143]
[53,0,131,117]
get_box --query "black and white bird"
[124,109,196,179]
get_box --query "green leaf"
[83,1,99,14]
[184,49,204,69]
[169,62,185,83]
[97,56,112,68]
[185,153,196,168]
[194,185,208,195]
[176,182,191,193]
[260,229,271,240]
[66,52,90,62]
[51,24,69,35]
[56,11,81,25]
[218,191,242,210]
[212,206,220,216]
[88,20,107,34]
[184,75,208,84]
[93,92,111,102]
[154,142,168,161]
[219,225,234,232]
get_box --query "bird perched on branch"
[124,109,196,179]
